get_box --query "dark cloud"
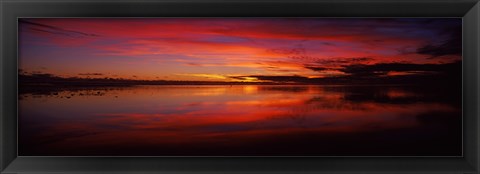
[315,57,374,65]
[416,25,461,58]
[186,63,202,66]
[30,73,55,78]
[304,66,328,71]
[416,39,461,58]
[20,19,100,38]
[233,61,461,85]
[303,57,375,74]
[288,55,317,61]
[268,48,306,55]
[251,75,309,82]
[267,47,318,62]
[231,75,310,83]
[78,73,104,76]
[340,61,460,77]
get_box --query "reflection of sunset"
[18,18,462,156]
[19,85,462,156]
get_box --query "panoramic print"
[18,18,462,156]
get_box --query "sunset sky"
[18,18,462,82]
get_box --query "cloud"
[267,48,306,56]
[230,61,461,84]
[232,75,311,83]
[177,73,228,80]
[20,19,100,38]
[304,66,328,71]
[315,57,374,65]
[19,18,462,81]
[78,73,104,76]
[416,39,462,58]
[339,61,460,77]
[416,25,462,58]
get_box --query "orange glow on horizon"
[19,18,461,82]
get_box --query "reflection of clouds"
[169,86,229,96]
[226,98,303,108]
[257,85,310,93]
[34,97,455,144]
[19,85,461,155]
[384,89,416,98]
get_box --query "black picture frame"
[1,0,479,173]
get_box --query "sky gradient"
[19,18,462,82]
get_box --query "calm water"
[19,85,462,156]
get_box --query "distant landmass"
[18,60,462,89]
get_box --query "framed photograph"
[1,0,479,173]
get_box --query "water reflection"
[18,85,461,156]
